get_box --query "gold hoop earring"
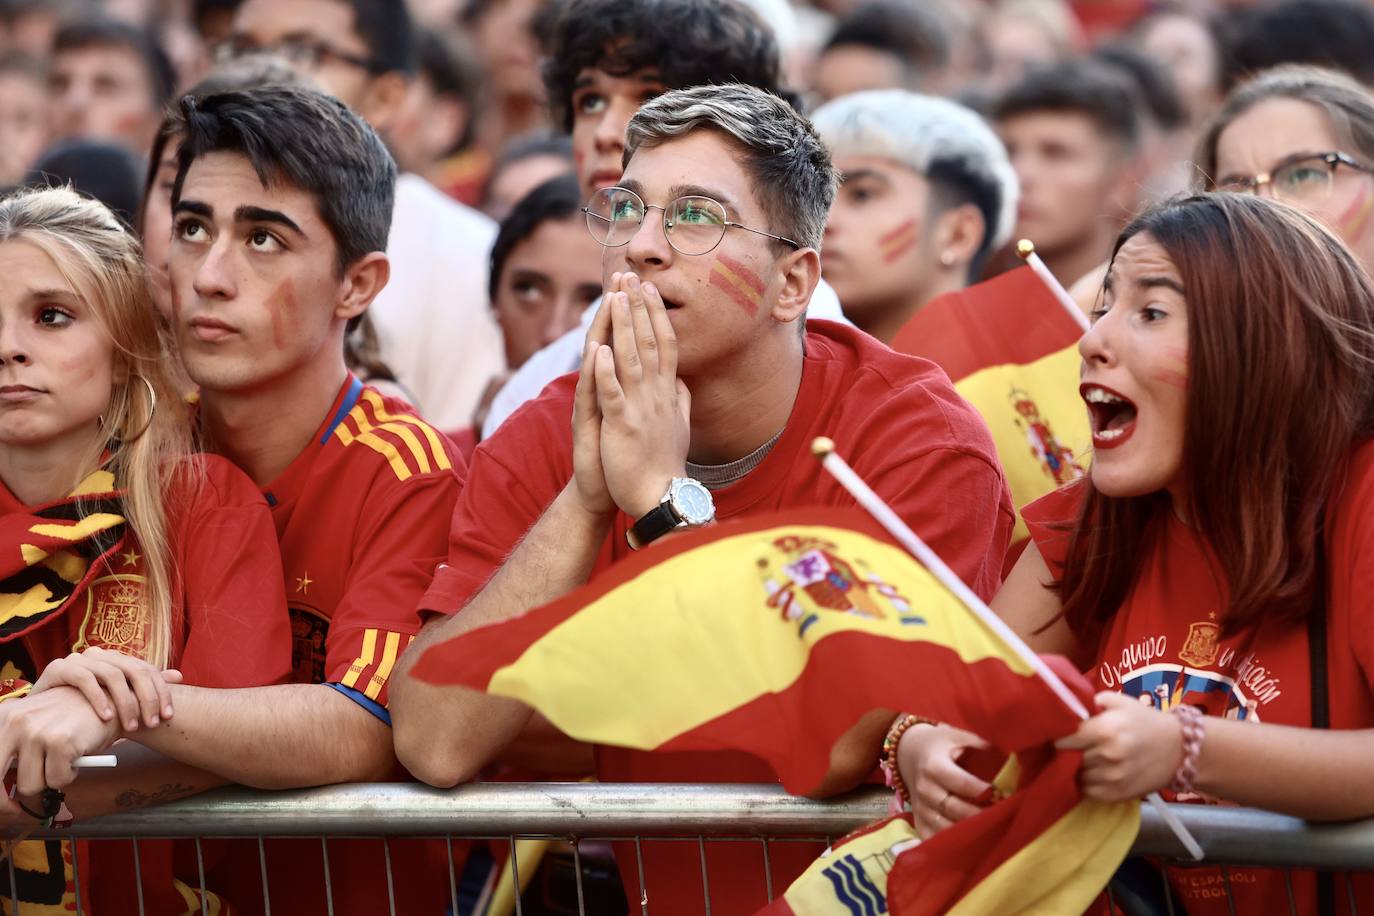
[120,374,158,443]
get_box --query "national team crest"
[1010,386,1084,485]
[75,575,148,655]
[757,534,921,635]
[1178,621,1221,668]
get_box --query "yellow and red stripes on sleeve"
[331,390,453,482]
[339,628,416,704]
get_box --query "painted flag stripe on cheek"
[879,219,919,263]
[710,254,766,317]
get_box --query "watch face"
[672,479,715,525]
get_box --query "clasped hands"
[0,647,178,810]
[570,271,691,521]
[898,692,1186,840]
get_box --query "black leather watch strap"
[628,502,682,550]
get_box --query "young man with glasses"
[392,82,1013,915]
[480,0,848,438]
[225,0,504,432]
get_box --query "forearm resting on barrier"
[129,683,395,790]
[391,484,611,789]
[57,742,226,822]
[1192,719,1374,821]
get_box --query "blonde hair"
[0,186,196,668]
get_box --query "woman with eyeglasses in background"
[1196,64,1374,274]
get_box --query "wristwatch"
[627,477,716,549]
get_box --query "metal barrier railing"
[5,783,1373,915]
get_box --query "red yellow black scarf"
[0,469,126,644]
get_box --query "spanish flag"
[892,266,1089,543]
[412,512,1138,915]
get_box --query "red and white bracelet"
[1170,705,1206,794]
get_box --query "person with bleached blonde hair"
[0,185,291,913]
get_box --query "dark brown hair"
[1059,193,1374,642]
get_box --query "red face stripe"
[269,278,296,350]
[879,219,919,263]
[710,254,765,317]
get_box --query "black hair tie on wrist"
[15,789,64,824]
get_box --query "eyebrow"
[1103,273,1185,295]
[22,287,79,304]
[172,200,306,238]
[840,168,891,185]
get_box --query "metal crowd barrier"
[6,783,1374,915]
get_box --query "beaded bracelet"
[1170,705,1206,794]
[880,714,936,811]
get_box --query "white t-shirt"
[369,173,505,430]
[482,277,849,438]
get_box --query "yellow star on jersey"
[295,572,314,595]
[121,549,142,568]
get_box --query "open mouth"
[1081,384,1138,449]
[661,296,682,310]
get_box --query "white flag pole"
[1016,239,1092,333]
[812,437,1203,861]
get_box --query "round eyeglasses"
[1215,151,1374,206]
[582,187,800,257]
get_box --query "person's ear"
[358,72,409,135]
[769,247,821,325]
[932,203,986,274]
[336,252,390,322]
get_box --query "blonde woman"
[0,186,291,913]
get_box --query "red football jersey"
[1025,441,1374,916]
[0,454,292,916]
[424,321,1014,915]
[205,376,467,916]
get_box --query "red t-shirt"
[424,320,1014,914]
[0,455,292,916]
[1024,441,1374,916]
[204,376,468,916]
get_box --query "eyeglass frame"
[581,186,802,256]
[1214,150,1374,200]
[212,36,385,74]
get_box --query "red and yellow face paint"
[1149,344,1189,389]
[1336,179,1374,246]
[710,253,766,317]
[879,219,919,263]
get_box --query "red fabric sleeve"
[421,384,574,616]
[1331,442,1374,696]
[175,456,292,688]
[840,380,1014,603]
[325,470,462,707]
[1020,483,1087,582]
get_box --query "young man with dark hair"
[392,82,1013,914]
[812,0,950,103]
[813,89,1018,343]
[50,17,174,157]
[990,57,1143,288]
[482,0,847,436]
[225,0,505,431]
[121,84,463,915]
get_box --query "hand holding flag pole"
[1016,239,1092,334]
[810,437,1204,861]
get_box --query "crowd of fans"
[1,0,1374,913]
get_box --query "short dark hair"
[991,58,1142,149]
[414,25,481,154]
[54,18,176,110]
[26,140,144,227]
[1092,43,1186,132]
[333,0,416,76]
[542,0,789,133]
[171,85,397,273]
[822,0,949,84]
[488,173,582,302]
[480,131,575,212]
[1222,0,1374,89]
